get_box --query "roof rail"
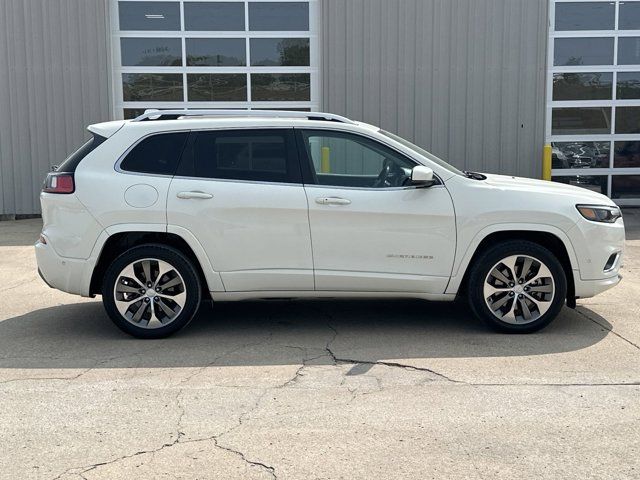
[132,109,357,124]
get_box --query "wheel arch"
[448,225,578,305]
[90,228,223,297]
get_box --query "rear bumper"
[37,267,54,289]
[35,238,92,297]
[574,273,622,299]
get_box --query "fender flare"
[167,224,225,291]
[84,223,225,296]
[445,222,580,295]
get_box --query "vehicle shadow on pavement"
[0,298,612,370]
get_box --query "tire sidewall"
[102,245,201,338]
[468,241,567,333]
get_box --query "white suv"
[36,110,625,338]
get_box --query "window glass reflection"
[186,38,246,66]
[250,38,310,66]
[616,107,640,134]
[187,74,247,101]
[555,2,614,31]
[184,2,245,31]
[617,38,640,65]
[614,142,640,168]
[619,3,640,30]
[612,175,640,199]
[552,72,612,101]
[122,73,183,102]
[552,175,608,195]
[251,73,310,101]
[249,2,309,31]
[554,38,614,66]
[120,38,182,66]
[552,108,612,135]
[119,1,180,31]
[617,72,640,99]
[552,142,610,169]
[123,109,148,120]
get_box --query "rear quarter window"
[120,132,189,175]
[57,134,106,173]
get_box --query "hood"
[480,173,616,206]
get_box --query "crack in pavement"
[0,277,38,294]
[1,345,170,386]
[315,303,640,388]
[0,370,93,385]
[211,437,277,480]
[312,303,464,383]
[51,435,183,480]
[576,306,640,351]
[173,334,273,388]
[44,302,640,479]
[50,337,279,480]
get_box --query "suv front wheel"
[102,245,202,338]
[467,240,567,333]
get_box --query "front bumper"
[567,217,625,282]
[574,273,622,298]
[35,238,92,297]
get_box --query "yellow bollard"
[542,144,552,181]
[321,147,331,173]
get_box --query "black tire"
[102,244,202,339]
[467,240,567,333]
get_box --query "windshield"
[379,130,464,176]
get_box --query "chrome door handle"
[177,191,213,200]
[315,196,351,206]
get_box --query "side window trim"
[294,128,425,189]
[174,128,303,185]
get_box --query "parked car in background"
[36,110,625,338]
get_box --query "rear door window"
[177,129,301,183]
[120,132,189,175]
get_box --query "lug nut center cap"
[513,285,524,294]
[146,289,156,298]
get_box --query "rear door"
[167,128,314,292]
[297,128,456,293]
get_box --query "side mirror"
[411,166,436,187]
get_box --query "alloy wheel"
[113,258,187,329]
[483,254,555,325]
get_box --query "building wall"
[321,0,549,178]
[0,0,549,215]
[0,0,111,216]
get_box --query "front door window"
[298,130,416,188]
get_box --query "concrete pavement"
[0,217,639,479]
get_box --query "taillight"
[43,173,75,194]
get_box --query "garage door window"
[548,0,640,205]
[111,0,319,118]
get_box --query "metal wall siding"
[0,0,110,215]
[321,0,548,178]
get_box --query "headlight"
[576,205,622,223]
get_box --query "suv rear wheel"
[467,240,567,333]
[102,245,202,338]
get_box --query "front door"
[297,129,456,293]
[167,128,313,292]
